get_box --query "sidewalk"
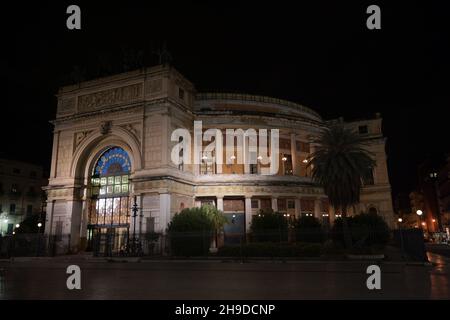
[0,255,433,266]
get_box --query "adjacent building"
[0,159,46,235]
[44,64,395,254]
[437,155,450,232]
[411,155,450,233]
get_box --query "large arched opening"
[86,146,132,255]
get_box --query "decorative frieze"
[77,83,143,113]
[57,97,76,116]
[145,79,163,94]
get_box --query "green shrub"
[294,216,324,243]
[250,209,289,242]
[168,207,214,256]
[331,212,390,248]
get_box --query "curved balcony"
[194,173,315,186]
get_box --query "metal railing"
[0,228,428,261]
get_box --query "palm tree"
[202,204,228,250]
[309,124,376,249]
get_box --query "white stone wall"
[45,65,397,253]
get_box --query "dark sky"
[5,1,450,199]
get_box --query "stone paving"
[0,257,449,299]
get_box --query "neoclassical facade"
[45,64,394,253]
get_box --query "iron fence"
[0,228,428,261]
[0,234,72,258]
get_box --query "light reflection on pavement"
[0,259,449,300]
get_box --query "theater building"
[45,64,395,253]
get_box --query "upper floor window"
[282,154,293,175]
[277,199,287,212]
[363,168,375,185]
[10,203,16,214]
[11,184,19,193]
[358,125,368,134]
[178,88,185,100]
[287,200,295,209]
[296,141,310,153]
[200,161,215,175]
[248,151,258,174]
[200,152,215,175]
[178,136,184,171]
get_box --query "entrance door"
[223,212,245,244]
[223,198,246,245]
[92,227,129,256]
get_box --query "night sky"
[5,1,450,199]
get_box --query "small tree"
[250,209,289,242]
[168,207,213,256]
[294,216,324,243]
[167,206,227,256]
[202,204,228,249]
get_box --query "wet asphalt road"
[0,259,449,300]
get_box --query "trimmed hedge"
[293,216,324,243]
[331,212,390,247]
[250,210,289,242]
[217,242,322,258]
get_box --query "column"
[271,197,278,212]
[161,112,170,166]
[193,196,201,208]
[329,206,336,225]
[159,193,171,233]
[44,200,55,236]
[67,199,82,251]
[309,142,320,172]
[216,196,224,211]
[79,199,88,250]
[290,133,297,175]
[50,131,60,179]
[245,197,252,233]
[314,198,321,219]
[295,198,301,218]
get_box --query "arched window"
[90,147,131,197]
[368,207,378,215]
[88,147,131,227]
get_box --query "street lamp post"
[430,172,443,232]
[130,195,141,256]
[416,209,426,239]
[36,222,43,256]
[398,217,405,259]
[416,209,423,224]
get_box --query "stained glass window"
[94,147,131,176]
[88,147,131,226]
